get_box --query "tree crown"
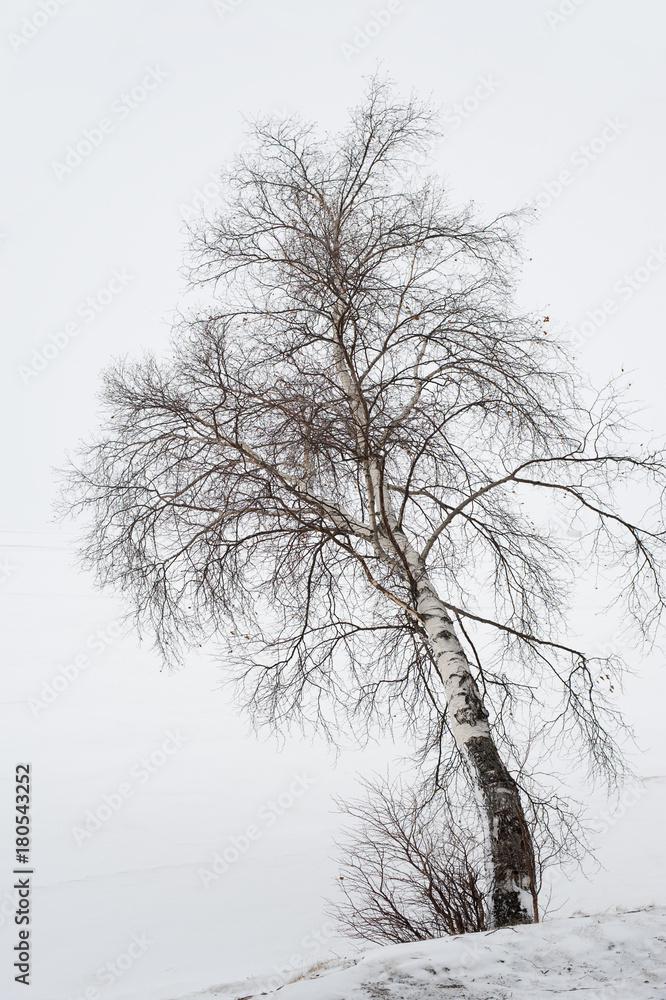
[64,79,666,788]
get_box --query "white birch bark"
[330,294,536,926]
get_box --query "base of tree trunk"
[465,736,537,927]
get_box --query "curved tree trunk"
[331,322,537,927]
[415,576,538,926]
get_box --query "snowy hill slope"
[204,907,666,1000]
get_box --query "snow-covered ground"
[1,529,665,1000]
[217,907,666,1000]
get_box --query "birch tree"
[64,80,666,927]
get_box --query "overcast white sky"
[2,0,666,532]
[2,3,666,998]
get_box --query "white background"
[1,2,666,998]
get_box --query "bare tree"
[63,79,666,927]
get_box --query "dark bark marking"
[465,735,537,927]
